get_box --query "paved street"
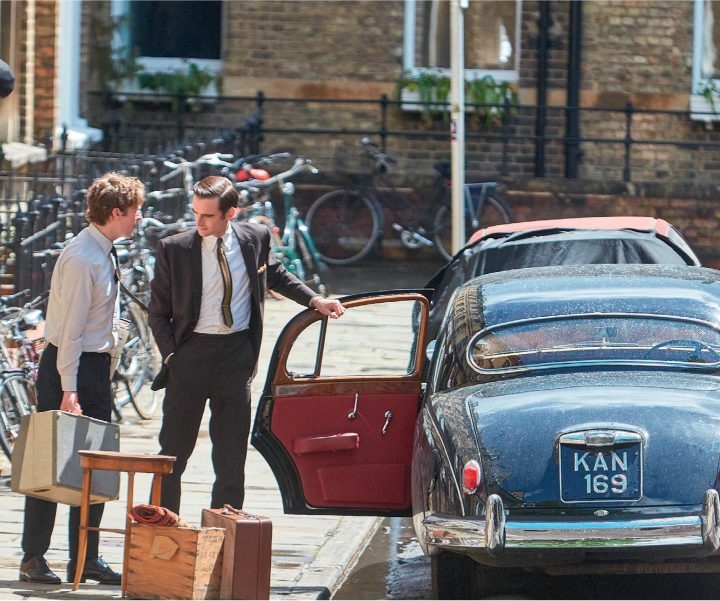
[0,261,441,601]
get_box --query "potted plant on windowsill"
[134,62,218,110]
[397,71,517,124]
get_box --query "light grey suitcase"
[10,411,120,506]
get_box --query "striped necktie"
[217,238,233,327]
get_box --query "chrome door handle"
[382,411,392,435]
[348,393,359,420]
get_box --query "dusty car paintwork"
[413,264,720,575]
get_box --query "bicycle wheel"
[0,374,34,459]
[306,189,381,265]
[114,304,159,420]
[432,192,513,262]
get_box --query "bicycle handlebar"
[160,153,235,181]
[236,157,318,191]
[139,217,166,229]
[0,289,48,326]
[230,152,291,171]
[361,138,397,164]
[0,289,30,305]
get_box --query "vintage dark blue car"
[253,264,720,597]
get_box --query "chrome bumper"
[421,489,720,557]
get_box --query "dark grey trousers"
[158,330,254,515]
[22,343,112,561]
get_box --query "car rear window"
[468,314,720,373]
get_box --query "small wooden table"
[73,450,176,597]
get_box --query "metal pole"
[535,0,550,177]
[623,102,633,183]
[565,0,582,178]
[450,0,466,256]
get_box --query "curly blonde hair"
[85,172,144,225]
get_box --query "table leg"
[121,472,135,599]
[150,474,162,506]
[73,468,93,591]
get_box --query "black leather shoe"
[19,555,61,584]
[66,557,121,585]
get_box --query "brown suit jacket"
[148,221,316,389]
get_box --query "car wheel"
[432,552,525,599]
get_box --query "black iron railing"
[90,89,720,183]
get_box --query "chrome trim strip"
[427,408,465,516]
[422,513,705,551]
[560,430,642,446]
[466,312,720,375]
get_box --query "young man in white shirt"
[20,173,144,585]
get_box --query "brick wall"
[79,1,720,192]
[581,1,692,97]
[17,0,27,141]
[223,1,404,98]
[504,183,720,268]
[575,2,720,184]
[33,0,57,140]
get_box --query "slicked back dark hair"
[193,176,239,213]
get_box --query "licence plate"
[559,443,642,503]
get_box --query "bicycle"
[305,137,513,264]
[234,156,328,295]
[110,295,159,421]
[0,289,46,459]
[109,220,190,421]
[158,152,235,221]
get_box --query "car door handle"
[348,393,359,420]
[382,411,392,435]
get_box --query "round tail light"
[462,460,482,494]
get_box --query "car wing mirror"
[426,340,436,362]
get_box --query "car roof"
[469,216,673,244]
[452,264,720,330]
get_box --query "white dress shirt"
[194,223,252,334]
[44,224,119,391]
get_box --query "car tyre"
[432,552,525,599]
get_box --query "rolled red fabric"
[129,504,188,527]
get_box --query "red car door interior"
[269,294,429,511]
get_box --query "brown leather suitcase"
[201,505,272,600]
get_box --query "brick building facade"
[77,1,720,265]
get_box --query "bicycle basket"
[331,144,373,183]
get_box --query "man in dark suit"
[148,176,343,514]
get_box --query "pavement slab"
[0,296,386,600]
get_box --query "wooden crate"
[125,524,225,600]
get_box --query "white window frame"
[691,0,720,122]
[403,0,521,83]
[110,0,222,97]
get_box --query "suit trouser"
[158,330,254,514]
[22,343,112,561]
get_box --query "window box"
[689,94,720,123]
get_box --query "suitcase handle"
[222,504,258,519]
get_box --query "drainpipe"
[535,1,550,178]
[24,0,36,144]
[565,0,582,178]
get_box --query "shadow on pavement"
[0,579,120,600]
